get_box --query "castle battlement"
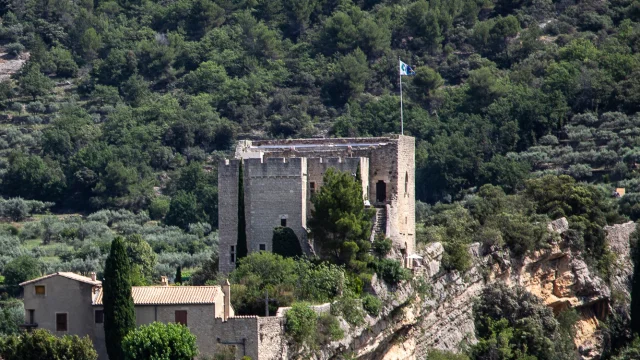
[219,136,416,274]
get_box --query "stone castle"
[218,135,416,274]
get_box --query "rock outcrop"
[308,217,635,360]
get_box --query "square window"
[259,244,266,251]
[281,218,287,227]
[56,313,68,332]
[95,310,104,324]
[35,285,45,295]
[175,310,187,326]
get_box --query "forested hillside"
[3,0,640,358]
[1,0,640,211]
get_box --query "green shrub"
[442,241,472,272]
[372,236,392,258]
[285,302,317,344]
[426,349,470,360]
[122,322,198,360]
[331,295,365,326]
[316,313,344,345]
[5,43,24,57]
[362,294,381,317]
[0,329,97,360]
[148,196,170,220]
[272,226,302,258]
[371,259,411,284]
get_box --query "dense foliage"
[272,226,302,258]
[103,237,136,360]
[122,322,198,360]
[470,284,577,360]
[0,329,97,360]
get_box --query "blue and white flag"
[399,60,415,76]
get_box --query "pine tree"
[103,237,136,360]
[236,161,248,265]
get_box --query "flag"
[399,60,415,76]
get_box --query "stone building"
[218,135,416,274]
[20,272,284,360]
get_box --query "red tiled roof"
[19,272,101,286]
[93,286,220,306]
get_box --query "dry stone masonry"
[218,135,416,274]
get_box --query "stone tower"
[218,135,416,274]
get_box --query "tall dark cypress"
[236,160,248,265]
[103,237,136,360]
[632,235,640,335]
[175,266,182,285]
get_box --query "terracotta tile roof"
[93,286,221,306]
[19,272,101,286]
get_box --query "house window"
[281,218,287,227]
[35,285,45,295]
[310,182,316,195]
[95,310,104,324]
[259,243,266,251]
[230,245,236,264]
[56,313,68,332]
[175,310,188,326]
[28,309,35,324]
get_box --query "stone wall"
[257,317,286,360]
[220,136,416,273]
[214,316,261,359]
[218,159,240,274]
[244,157,309,255]
[22,277,104,358]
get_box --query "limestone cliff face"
[309,218,636,360]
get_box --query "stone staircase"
[370,207,387,242]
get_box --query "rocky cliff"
[313,218,636,360]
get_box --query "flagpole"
[399,57,404,135]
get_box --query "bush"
[316,313,344,345]
[331,295,365,326]
[5,43,24,57]
[272,226,302,258]
[362,294,381,316]
[372,236,392,258]
[3,256,40,294]
[442,241,472,272]
[371,259,411,284]
[9,102,22,113]
[0,329,97,360]
[0,300,24,335]
[26,101,45,113]
[148,196,170,220]
[122,322,198,360]
[285,302,317,344]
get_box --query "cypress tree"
[103,237,136,360]
[632,230,640,335]
[236,161,248,265]
[175,266,182,285]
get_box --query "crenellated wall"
[219,135,416,274]
[244,157,309,255]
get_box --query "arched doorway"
[376,180,386,203]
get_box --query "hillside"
[2,0,640,358]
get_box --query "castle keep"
[218,135,416,274]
